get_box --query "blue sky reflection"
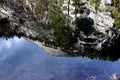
[0,37,120,80]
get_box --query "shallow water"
[0,37,120,80]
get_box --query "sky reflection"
[0,37,120,80]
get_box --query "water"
[0,37,120,80]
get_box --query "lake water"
[0,37,120,80]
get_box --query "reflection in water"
[0,37,120,80]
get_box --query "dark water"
[0,37,120,80]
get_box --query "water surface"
[0,37,120,80]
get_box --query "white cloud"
[14,37,24,42]
[5,40,12,48]
[0,37,24,49]
[0,37,25,60]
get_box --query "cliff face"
[75,0,116,53]
[0,0,120,60]
[0,0,50,39]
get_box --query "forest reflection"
[0,28,120,62]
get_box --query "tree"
[48,0,75,50]
[113,0,120,29]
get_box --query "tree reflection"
[1,23,120,62]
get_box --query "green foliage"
[34,0,100,51]
[0,0,2,7]
[49,0,75,50]
[72,0,86,14]
[35,0,48,15]
[90,0,97,4]
[90,0,100,11]
[113,0,120,29]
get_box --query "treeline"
[113,0,120,29]
[35,0,92,52]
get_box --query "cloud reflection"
[0,37,120,80]
[0,37,24,48]
[0,37,24,60]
